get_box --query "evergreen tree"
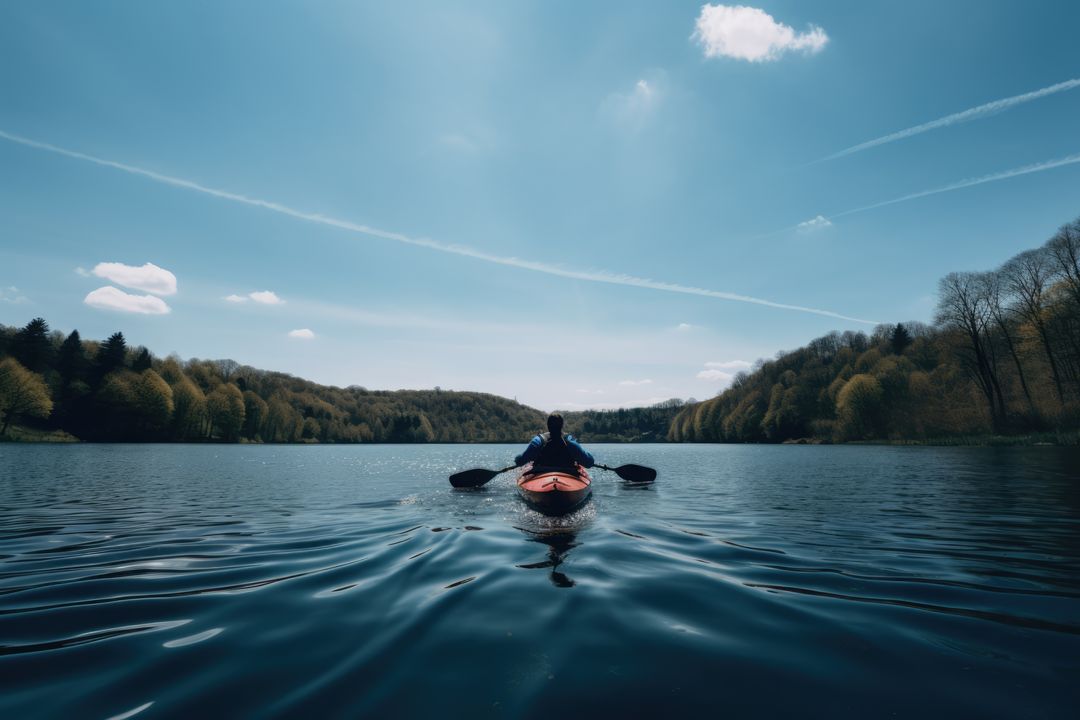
[95,332,128,381]
[132,347,153,372]
[56,330,88,382]
[11,318,53,373]
[54,330,91,432]
[890,323,913,355]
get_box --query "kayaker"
[515,413,595,469]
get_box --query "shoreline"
[4,427,1077,447]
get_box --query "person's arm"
[515,435,543,466]
[565,435,595,468]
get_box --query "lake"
[1,444,1078,718]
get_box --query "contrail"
[0,128,879,325]
[830,151,1080,219]
[816,78,1080,163]
[785,150,1080,234]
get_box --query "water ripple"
[0,443,1078,718]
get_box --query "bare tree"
[1003,249,1065,404]
[978,270,1036,415]
[1044,219,1080,384]
[1046,219,1080,306]
[935,272,1006,428]
[215,359,240,382]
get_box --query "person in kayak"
[515,413,595,469]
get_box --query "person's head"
[546,413,564,436]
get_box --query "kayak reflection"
[516,530,579,588]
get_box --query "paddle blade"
[449,468,500,488]
[449,465,516,488]
[612,464,657,484]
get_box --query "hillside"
[0,323,546,443]
[670,216,1080,443]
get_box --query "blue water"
[1,444,1078,718]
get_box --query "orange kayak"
[517,463,592,515]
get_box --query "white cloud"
[84,286,171,315]
[576,388,605,395]
[0,286,29,304]
[797,215,832,232]
[75,266,91,277]
[288,328,315,339]
[224,290,284,304]
[619,379,653,386]
[698,359,751,384]
[692,5,828,62]
[705,360,751,370]
[676,322,694,331]
[601,72,665,133]
[249,290,284,305]
[91,262,177,296]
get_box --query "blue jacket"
[515,433,595,468]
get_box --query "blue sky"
[2,1,1078,410]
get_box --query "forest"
[3,215,1077,445]
[0,318,684,443]
[669,216,1080,443]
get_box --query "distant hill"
[0,320,546,443]
[0,319,683,443]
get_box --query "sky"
[1,1,1078,411]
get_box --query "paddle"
[596,463,657,484]
[449,465,517,489]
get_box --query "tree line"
[563,400,687,442]
[0,323,552,442]
[6,215,1075,445]
[669,215,1080,443]
[0,320,686,443]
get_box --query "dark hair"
[546,413,564,435]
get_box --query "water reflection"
[516,530,580,588]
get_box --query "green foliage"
[242,391,269,440]
[132,370,174,436]
[170,374,207,440]
[836,374,884,440]
[207,383,245,441]
[0,357,53,434]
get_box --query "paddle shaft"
[448,464,518,488]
